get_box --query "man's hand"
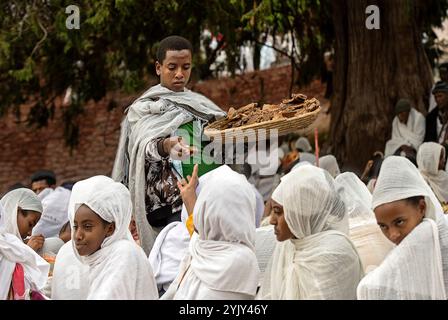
[27,235,45,252]
[163,136,197,161]
[177,164,199,215]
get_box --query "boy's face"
[73,204,114,256]
[31,179,50,195]
[156,49,192,92]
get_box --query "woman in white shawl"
[357,156,448,299]
[384,99,425,157]
[259,166,363,300]
[69,177,158,299]
[417,142,448,204]
[162,165,260,299]
[335,172,393,273]
[0,189,49,300]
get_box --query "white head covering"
[32,187,71,238]
[0,189,49,300]
[335,172,393,273]
[51,176,113,300]
[417,142,448,203]
[69,177,158,299]
[184,166,260,297]
[317,155,341,178]
[384,108,425,156]
[295,137,312,152]
[358,156,448,299]
[0,188,43,239]
[260,166,363,299]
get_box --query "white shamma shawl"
[69,177,158,300]
[112,84,225,255]
[259,166,363,300]
[358,156,448,300]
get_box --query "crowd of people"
[1,36,448,300]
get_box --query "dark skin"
[31,179,52,195]
[269,199,295,241]
[155,49,198,159]
[434,92,448,110]
[439,149,446,171]
[73,205,115,256]
[16,208,44,252]
[374,199,426,245]
[397,111,410,125]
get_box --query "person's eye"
[183,65,190,70]
[168,66,176,71]
[378,224,387,230]
[73,225,78,230]
[396,219,405,226]
[84,225,93,231]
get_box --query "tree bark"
[330,0,433,173]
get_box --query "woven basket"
[204,106,321,142]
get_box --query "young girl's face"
[374,199,425,245]
[73,205,114,256]
[17,208,41,240]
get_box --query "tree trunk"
[330,0,433,173]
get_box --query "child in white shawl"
[335,172,393,273]
[258,166,363,299]
[69,178,158,300]
[162,165,260,299]
[51,176,112,300]
[417,142,448,204]
[357,156,448,299]
[0,189,49,300]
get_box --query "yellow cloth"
[186,214,194,237]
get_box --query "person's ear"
[105,222,115,237]
[155,61,162,76]
[418,199,426,218]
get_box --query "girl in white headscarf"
[0,188,49,300]
[357,156,448,299]
[51,176,112,300]
[417,142,448,204]
[335,172,393,273]
[259,166,363,300]
[162,165,260,300]
[68,177,158,300]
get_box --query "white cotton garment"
[51,240,89,300]
[358,156,448,299]
[112,84,226,256]
[32,187,71,238]
[417,142,448,204]
[259,166,363,300]
[317,155,341,178]
[0,188,49,300]
[335,172,394,273]
[255,225,277,285]
[169,167,260,300]
[148,221,190,293]
[69,178,158,300]
[155,165,261,295]
[384,108,425,156]
[51,176,113,300]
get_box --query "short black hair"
[405,196,425,207]
[30,170,56,185]
[156,36,193,63]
